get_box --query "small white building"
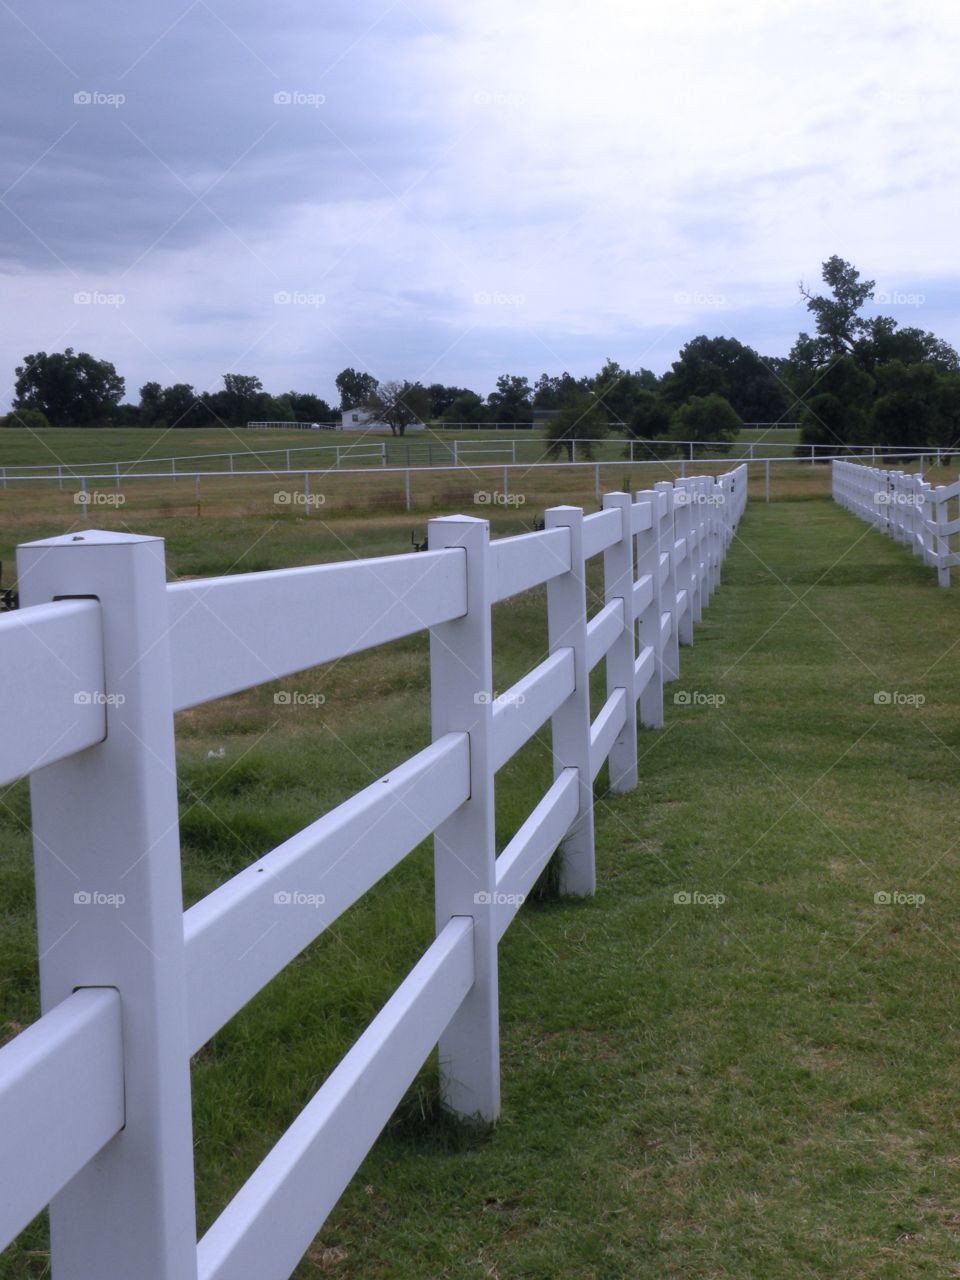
[338,407,425,432]
[339,407,388,431]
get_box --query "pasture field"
[0,424,801,477]
[4,460,960,1276]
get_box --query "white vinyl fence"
[0,467,746,1279]
[832,459,958,587]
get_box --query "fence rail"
[0,466,747,1279]
[7,431,930,485]
[832,459,959,587]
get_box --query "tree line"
[5,258,958,456]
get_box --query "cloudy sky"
[1,0,958,409]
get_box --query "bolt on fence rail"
[832,458,959,587]
[0,466,747,1280]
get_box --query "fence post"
[427,515,499,1122]
[935,489,951,587]
[672,482,694,646]
[765,458,770,503]
[601,492,638,791]
[16,530,198,1280]
[404,468,411,512]
[634,489,664,727]
[654,481,680,682]
[544,504,595,896]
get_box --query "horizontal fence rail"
[832,459,958,587]
[1,466,747,1278]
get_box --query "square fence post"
[935,490,951,588]
[634,490,665,728]
[653,482,680,682]
[601,492,638,792]
[685,477,705,625]
[672,482,694,646]
[706,476,721,597]
[545,505,596,896]
[16,530,198,1280]
[427,515,500,1122]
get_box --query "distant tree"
[222,373,264,426]
[426,383,473,418]
[112,403,142,427]
[798,255,875,358]
[486,374,534,424]
[625,390,672,440]
[336,367,379,410]
[443,390,487,424]
[366,380,431,436]
[544,395,609,460]
[1,406,50,429]
[591,358,659,424]
[279,391,333,423]
[138,381,163,425]
[532,371,591,411]
[854,317,960,374]
[669,394,741,455]
[159,383,206,428]
[795,356,874,453]
[622,390,675,457]
[662,336,788,422]
[14,348,124,426]
[868,361,960,450]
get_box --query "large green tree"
[669,394,741,455]
[790,256,960,451]
[336,367,379,410]
[591,359,659,424]
[544,395,609,460]
[222,373,265,426]
[14,348,124,426]
[486,374,533,424]
[662,336,789,423]
[366,380,430,435]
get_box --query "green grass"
[5,496,960,1277]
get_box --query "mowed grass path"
[4,496,960,1277]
